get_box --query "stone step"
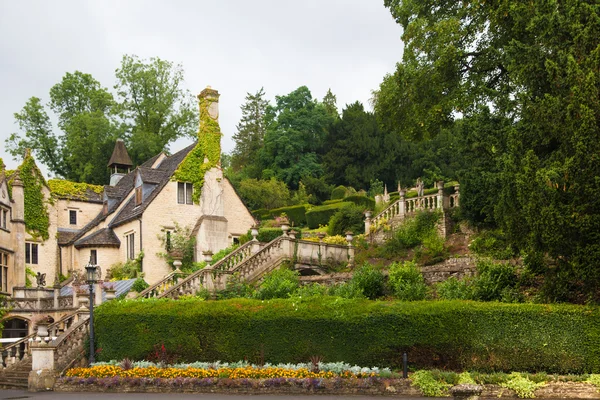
[0,379,28,389]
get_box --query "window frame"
[126,232,135,260]
[25,242,39,265]
[135,186,142,206]
[0,252,8,292]
[0,207,8,231]
[69,209,77,225]
[90,249,97,265]
[177,182,193,205]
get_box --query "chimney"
[198,86,220,123]
[11,171,26,287]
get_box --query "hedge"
[94,298,600,373]
[305,202,353,229]
[252,208,271,221]
[331,185,348,200]
[322,199,344,205]
[269,204,309,226]
[343,195,375,210]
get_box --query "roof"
[61,278,137,301]
[107,139,133,168]
[137,167,167,184]
[109,143,196,228]
[57,229,78,245]
[74,228,121,248]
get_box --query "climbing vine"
[48,179,103,200]
[173,94,221,204]
[9,154,50,240]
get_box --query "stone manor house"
[0,87,255,300]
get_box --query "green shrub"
[239,228,286,244]
[414,231,449,265]
[217,273,254,300]
[380,211,440,258]
[501,372,545,398]
[269,204,309,226]
[327,205,364,236]
[388,261,427,301]
[253,268,299,300]
[305,202,353,229]
[349,263,385,300]
[131,278,149,293]
[331,185,349,200]
[95,298,600,373]
[322,199,343,205]
[212,244,240,264]
[435,276,474,300]
[328,281,365,299]
[292,283,329,298]
[472,259,519,302]
[411,370,451,396]
[470,229,515,260]
[343,195,375,210]
[252,209,271,221]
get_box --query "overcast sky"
[0,0,403,177]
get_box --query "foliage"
[211,244,240,265]
[25,267,37,288]
[253,268,299,300]
[301,175,333,205]
[414,231,449,266]
[471,259,519,302]
[411,370,451,397]
[269,204,308,227]
[501,372,545,398]
[348,264,385,300]
[108,252,143,280]
[305,202,353,229]
[95,297,600,373]
[231,88,268,174]
[292,283,329,298]
[115,54,198,163]
[342,195,375,211]
[157,224,196,272]
[368,179,384,198]
[239,228,285,245]
[131,278,149,293]
[388,261,427,301]
[379,211,440,258]
[331,186,349,200]
[469,230,515,260]
[327,205,364,236]
[435,277,474,301]
[237,178,291,210]
[216,273,254,300]
[48,179,104,200]
[172,90,221,204]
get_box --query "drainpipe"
[139,219,143,273]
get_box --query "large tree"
[230,88,268,175]
[6,55,197,184]
[377,0,600,301]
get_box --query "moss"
[7,154,50,240]
[48,179,103,200]
[173,95,222,204]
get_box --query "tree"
[231,88,268,174]
[115,54,198,164]
[322,88,339,120]
[260,86,332,188]
[6,55,197,184]
[378,0,600,301]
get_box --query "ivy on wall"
[173,95,221,204]
[7,153,50,240]
[48,179,103,200]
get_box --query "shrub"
[411,370,451,397]
[238,178,291,210]
[435,277,474,300]
[269,204,309,226]
[349,264,385,300]
[253,268,299,300]
[328,281,365,299]
[305,202,353,229]
[292,283,329,298]
[327,205,364,236]
[379,211,440,258]
[472,259,519,302]
[95,298,600,373]
[131,278,149,293]
[501,372,545,398]
[388,261,427,301]
[212,244,240,264]
[470,230,515,260]
[239,228,289,244]
[343,195,375,210]
[414,231,449,265]
[217,273,254,300]
[331,185,349,200]
[108,254,142,280]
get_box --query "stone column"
[11,172,26,287]
[437,181,444,209]
[345,232,354,268]
[94,282,102,305]
[53,284,60,309]
[454,183,460,207]
[399,190,406,218]
[364,211,372,235]
[28,343,56,392]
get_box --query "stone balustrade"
[137,270,189,299]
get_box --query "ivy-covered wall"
[173,94,221,204]
[48,179,103,200]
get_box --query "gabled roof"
[74,228,121,248]
[137,167,167,184]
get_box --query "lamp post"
[85,262,98,364]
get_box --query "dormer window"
[135,186,142,206]
[177,182,193,205]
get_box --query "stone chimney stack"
[198,86,220,123]
[11,171,26,287]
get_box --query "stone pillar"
[399,190,406,218]
[345,232,354,268]
[364,211,372,235]
[437,181,444,209]
[94,282,102,305]
[454,183,460,207]
[28,343,56,392]
[11,172,26,287]
[53,284,60,309]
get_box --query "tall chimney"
[198,86,220,122]
[197,86,222,165]
[11,171,26,287]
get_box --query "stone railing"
[1,309,83,369]
[52,317,89,373]
[366,181,460,234]
[137,270,189,299]
[159,240,260,299]
[225,237,287,284]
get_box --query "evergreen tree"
[231,88,268,174]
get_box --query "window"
[135,186,142,206]
[0,208,8,230]
[25,242,38,264]
[0,252,7,292]
[177,182,193,204]
[126,233,135,260]
[69,210,77,225]
[90,250,97,265]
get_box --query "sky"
[0,0,403,177]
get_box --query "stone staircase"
[0,357,31,389]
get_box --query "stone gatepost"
[437,180,444,209]
[28,342,56,391]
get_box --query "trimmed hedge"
[95,298,600,373]
[252,208,271,221]
[343,195,375,210]
[322,199,344,205]
[331,185,348,200]
[269,204,309,226]
[305,202,353,229]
